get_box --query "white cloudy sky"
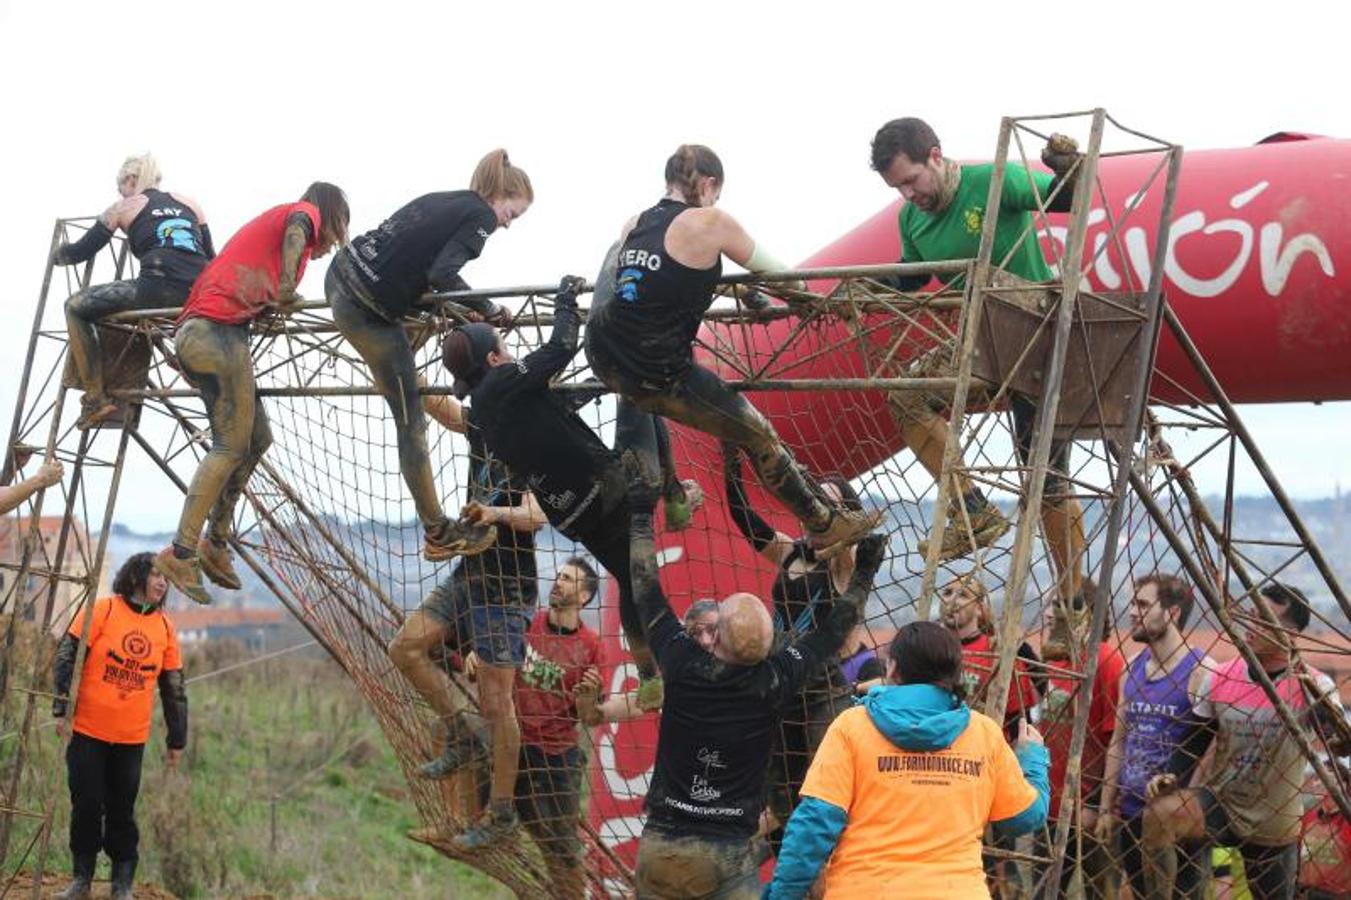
[1,0,1348,531]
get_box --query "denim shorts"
[421,572,531,667]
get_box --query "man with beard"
[1096,573,1213,898]
[1142,583,1346,900]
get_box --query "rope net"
[3,112,1348,898]
[132,272,1348,898]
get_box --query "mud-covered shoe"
[417,730,488,781]
[662,479,704,531]
[153,547,212,605]
[918,501,1011,562]
[407,823,455,846]
[198,537,242,590]
[451,805,521,851]
[75,393,119,431]
[808,507,885,561]
[423,519,497,562]
[636,676,665,711]
[109,859,136,900]
[55,853,95,900]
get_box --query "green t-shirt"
[899,162,1054,284]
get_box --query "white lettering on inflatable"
[1037,180,1336,300]
[1260,222,1336,296]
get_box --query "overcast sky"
[1,0,1348,532]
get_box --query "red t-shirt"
[960,632,1042,729]
[178,201,321,325]
[515,611,601,755]
[1300,772,1351,894]
[68,596,181,745]
[1041,642,1125,816]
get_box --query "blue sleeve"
[766,796,847,900]
[992,743,1050,838]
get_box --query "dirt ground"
[4,870,180,899]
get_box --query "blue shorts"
[421,572,531,667]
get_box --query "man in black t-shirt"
[623,456,885,899]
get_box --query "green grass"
[2,632,511,898]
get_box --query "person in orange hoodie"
[767,621,1049,899]
[51,552,188,900]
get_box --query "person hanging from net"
[1141,583,1348,900]
[437,275,704,711]
[1034,578,1126,900]
[51,154,215,430]
[1096,573,1214,899]
[868,118,1086,601]
[50,553,188,900]
[324,149,531,563]
[408,557,644,896]
[154,184,349,604]
[584,144,881,560]
[766,621,1051,900]
[722,440,868,848]
[388,384,546,850]
[623,449,886,899]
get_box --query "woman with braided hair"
[585,144,880,559]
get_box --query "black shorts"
[1197,787,1298,900]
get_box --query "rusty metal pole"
[984,109,1106,724]
[915,116,1017,622]
[1042,143,1184,896]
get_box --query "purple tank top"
[1117,648,1205,818]
[839,647,878,685]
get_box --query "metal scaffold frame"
[0,108,1347,899]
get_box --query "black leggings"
[327,256,445,530]
[66,732,145,863]
[575,499,656,680]
[66,275,190,397]
[586,337,832,532]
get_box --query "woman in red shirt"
[153,184,349,603]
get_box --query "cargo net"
[135,272,1351,899]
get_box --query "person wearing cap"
[436,275,702,719]
[324,150,533,563]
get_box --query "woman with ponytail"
[586,144,879,558]
[767,621,1050,899]
[154,183,349,605]
[326,149,533,561]
[52,154,214,430]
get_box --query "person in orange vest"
[51,552,188,900]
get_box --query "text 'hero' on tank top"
[588,198,723,388]
[127,188,208,283]
[1117,647,1205,819]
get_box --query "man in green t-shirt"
[868,117,1085,603]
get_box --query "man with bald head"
[624,455,886,898]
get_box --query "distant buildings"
[0,515,101,632]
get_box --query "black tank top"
[588,199,722,387]
[127,189,208,283]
